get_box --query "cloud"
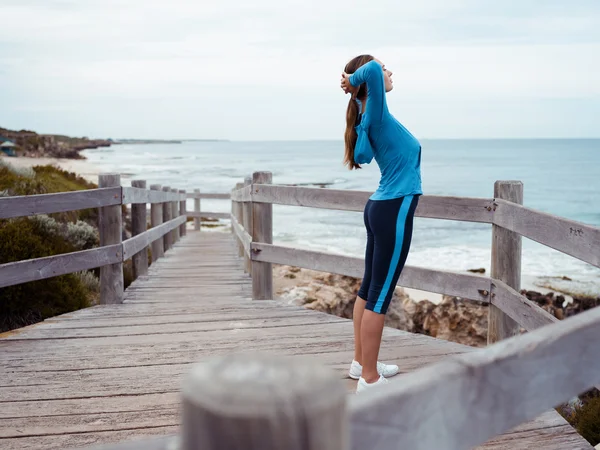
[0,0,598,139]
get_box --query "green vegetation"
[558,390,600,446]
[0,161,101,332]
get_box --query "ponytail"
[342,54,374,170]
[344,98,360,170]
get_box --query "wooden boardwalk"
[0,231,591,449]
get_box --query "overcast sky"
[0,0,598,140]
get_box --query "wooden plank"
[252,184,495,223]
[131,180,149,279]
[122,187,182,204]
[349,303,600,450]
[99,174,124,305]
[149,185,164,261]
[251,172,272,299]
[198,193,230,200]
[489,181,522,344]
[242,176,253,274]
[231,215,251,257]
[170,188,179,243]
[232,183,244,255]
[193,188,201,231]
[179,190,186,237]
[77,436,177,450]
[162,186,172,252]
[230,185,251,202]
[0,245,122,288]
[0,427,178,450]
[491,279,558,331]
[494,198,600,269]
[0,187,121,219]
[123,216,187,260]
[186,211,230,219]
[252,243,491,302]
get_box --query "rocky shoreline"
[273,264,599,348]
[1,127,112,159]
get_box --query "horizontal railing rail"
[0,173,230,303]
[231,174,600,339]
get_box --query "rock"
[520,290,600,319]
[275,265,488,347]
[403,296,488,347]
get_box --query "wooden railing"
[229,172,599,341]
[0,173,230,303]
[3,170,600,450]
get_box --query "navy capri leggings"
[357,195,420,315]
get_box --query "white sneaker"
[348,359,399,380]
[356,375,388,393]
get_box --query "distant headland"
[1,126,228,160]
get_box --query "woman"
[341,55,422,393]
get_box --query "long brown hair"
[344,54,374,170]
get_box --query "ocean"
[81,139,600,295]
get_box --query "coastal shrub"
[577,397,600,446]
[0,217,90,332]
[30,215,99,250]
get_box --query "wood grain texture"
[0,187,122,219]
[199,193,230,199]
[193,188,200,231]
[491,279,558,331]
[150,185,165,261]
[0,231,588,450]
[489,181,522,344]
[251,185,495,223]
[493,198,600,268]
[131,180,149,279]
[161,186,172,252]
[349,303,600,450]
[231,215,251,257]
[242,176,253,274]
[99,174,124,305]
[122,187,183,204]
[232,182,244,255]
[76,437,177,450]
[186,211,230,219]
[230,185,252,202]
[181,354,347,450]
[179,190,186,237]
[252,243,491,302]
[0,245,122,288]
[251,172,273,300]
[123,216,187,260]
[170,189,180,243]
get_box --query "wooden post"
[242,176,253,274]
[162,186,172,252]
[194,188,201,231]
[99,173,124,304]
[181,354,347,450]
[489,180,523,344]
[179,189,187,237]
[131,179,148,279]
[233,182,244,257]
[171,188,180,244]
[150,184,164,262]
[251,171,273,300]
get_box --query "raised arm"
[349,60,388,124]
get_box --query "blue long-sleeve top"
[349,60,423,200]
